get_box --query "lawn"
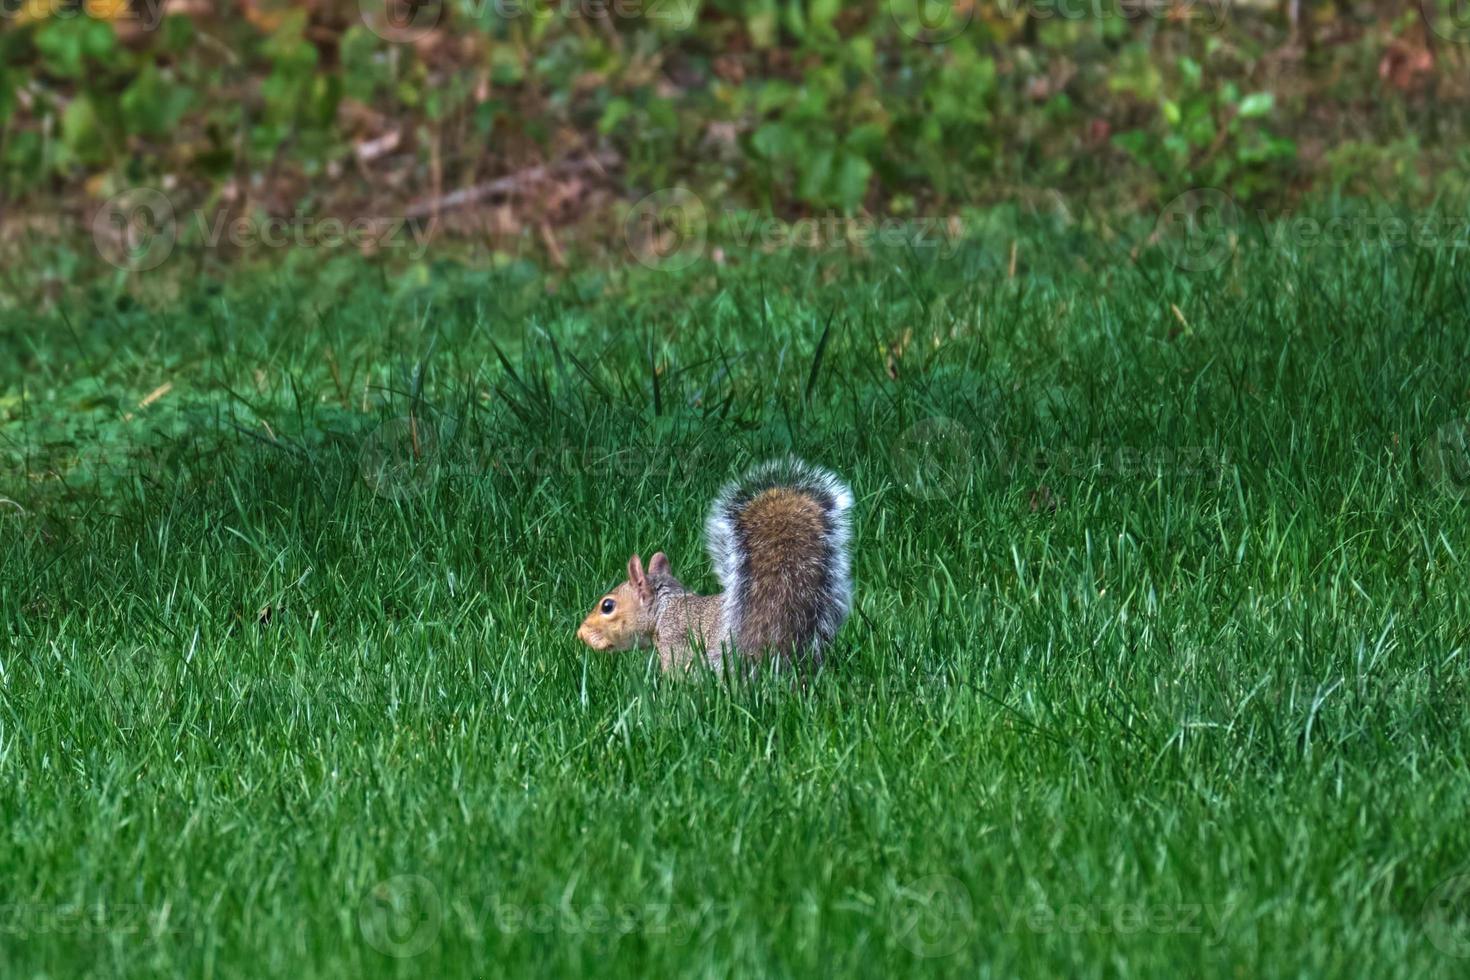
[2,221,1469,978]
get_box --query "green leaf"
[341,25,388,101]
[490,45,524,85]
[847,34,875,71]
[475,99,501,137]
[1237,92,1275,119]
[162,14,195,54]
[833,153,871,212]
[35,22,86,78]
[810,0,841,30]
[61,95,106,163]
[121,65,194,137]
[746,0,777,47]
[309,74,341,129]
[781,1,806,40]
[846,123,886,156]
[0,69,14,126]
[755,81,797,115]
[599,98,632,136]
[797,148,834,203]
[1184,114,1216,149]
[752,121,800,161]
[80,18,117,61]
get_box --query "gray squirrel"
[576,458,854,670]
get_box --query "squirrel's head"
[576,552,676,652]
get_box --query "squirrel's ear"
[627,554,654,603]
[649,552,671,577]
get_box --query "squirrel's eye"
[600,598,616,615]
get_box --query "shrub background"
[1,0,1466,248]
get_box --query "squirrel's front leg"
[657,638,698,673]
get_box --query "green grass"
[3,221,1470,979]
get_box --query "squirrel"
[576,457,854,671]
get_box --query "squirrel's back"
[706,458,854,659]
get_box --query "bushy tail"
[706,458,854,659]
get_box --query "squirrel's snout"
[576,621,604,650]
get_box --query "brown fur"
[653,592,725,671]
[575,579,651,653]
[732,488,826,654]
[577,460,850,671]
[576,552,727,671]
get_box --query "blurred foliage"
[0,0,1464,228]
